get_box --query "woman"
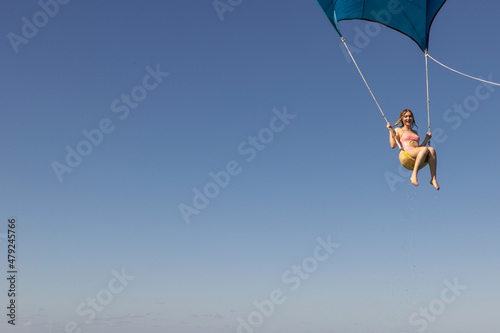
[387,109,440,190]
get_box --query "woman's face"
[402,111,413,127]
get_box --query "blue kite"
[316,0,447,52]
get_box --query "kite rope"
[425,52,431,146]
[341,39,387,118]
[341,37,387,120]
[427,53,500,86]
[341,37,403,149]
[340,37,402,149]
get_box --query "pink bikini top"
[399,129,419,151]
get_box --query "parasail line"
[427,53,500,86]
[425,52,431,147]
[340,37,401,150]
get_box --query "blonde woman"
[387,109,439,190]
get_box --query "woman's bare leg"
[407,147,429,186]
[427,147,439,190]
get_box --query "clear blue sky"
[1,1,499,332]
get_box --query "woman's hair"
[393,109,418,129]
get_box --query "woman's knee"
[419,147,429,156]
[428,147,436,156]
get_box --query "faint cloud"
[210,313,225,319]
[88,312,150,324]
[83,320,107,326]
[19,320,57,328]
[191,313,226,319]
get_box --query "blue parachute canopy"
[316,0,447,52]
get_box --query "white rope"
[341,38,389,123]
[340,37,401,150]
[425,52,431,147]
[425,52,430,133]
[427,53,500,86]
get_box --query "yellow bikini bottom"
[399,150,429,171]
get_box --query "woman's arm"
[387,123,399,149]
[420,132,432,147]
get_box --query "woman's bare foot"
[430,178,440,190]
[410,174,419,186]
